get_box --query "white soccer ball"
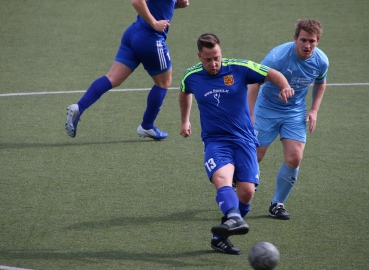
[248,242,280,270]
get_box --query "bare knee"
[106,62,133,87]
[152,69,172,89]
[257,146,268,163]
[285,154,302,168]
[236,182,255,204]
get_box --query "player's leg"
[256,146,268,163]
[253,110,281,212]
[210,216,241,255]
[78,62,132,115]
[269,112,306,219]
[210,164,247,254]
[204,141,248,254]
[269,139,305,219]
[65,25,138,138]
[204,141,249,237]
[210,163,249,236]
[233,141,259,219]
[254,109,280,162]
[136,39,172,140]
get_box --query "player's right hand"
[278,87,294,103]
[153,20,170,33]
[176,0,189,8]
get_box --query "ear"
[293,34,298,41]
[197,52,201,60]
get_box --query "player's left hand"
[176,0,189,8]
[306,109,318,133]
[278,87,294,103]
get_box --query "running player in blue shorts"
[248,20,329,220]
[179,33,294,255]
[65,0,189,140]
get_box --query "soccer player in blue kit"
[179,33,294,255]
[248,20,329,220]
[65,0,189,139]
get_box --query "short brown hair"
[197,33,220,52]
[295,19,323,38]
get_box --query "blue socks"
[78,76,113,114]
[239,202,251,218]
[272,163,299,204]
[213,186,244,239]
[77,80,167,130]
[141,85,167,130]
[215,186,243,224]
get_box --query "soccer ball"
[248,242,280,270]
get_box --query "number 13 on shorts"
[205,158,217,172]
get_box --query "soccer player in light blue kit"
[65,0,189,139]
[179,33,294,255]
[248,20,329,220]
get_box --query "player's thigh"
[254,113,280,146]
[114,25,141,72]
[203,141,234,186]
[211,164,235,189]
[132,37,172,76]
[151,68,172,89]
[233,142,259,185]
[280,111,307,143]
[106,61,133,87]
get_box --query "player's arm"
[132,0,170,32]
[265,68,295,103]
[175,0,189,9]
[179,91,192,138]
[306,81,326,133]
[247,83,260,124]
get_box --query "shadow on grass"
[65,209,218,231]
[0,249,214,268]
[247,214,272,220]
[0,139,159,150]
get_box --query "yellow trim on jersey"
[222,58,269,76]
[180,58,270,92]
[180,62,203,92]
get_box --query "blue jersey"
[135,0,176,40]
[257,42,329,112]
[181,58,269,145]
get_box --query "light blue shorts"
[254,107,307,146]
[203,139,259,185]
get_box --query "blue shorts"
[203,139,259,185]
[114,23,172,76]
[254,106,307,146]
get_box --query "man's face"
[294,29,320,60]
[198,44,222,75]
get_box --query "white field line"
[0,266,35,270]
[0,87,177,97]
[0,83,368,98]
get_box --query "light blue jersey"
[257,42,329,113]
[254,42,329,145]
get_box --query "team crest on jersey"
[223,75,234,86]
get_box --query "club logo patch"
[223,75,234,86]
